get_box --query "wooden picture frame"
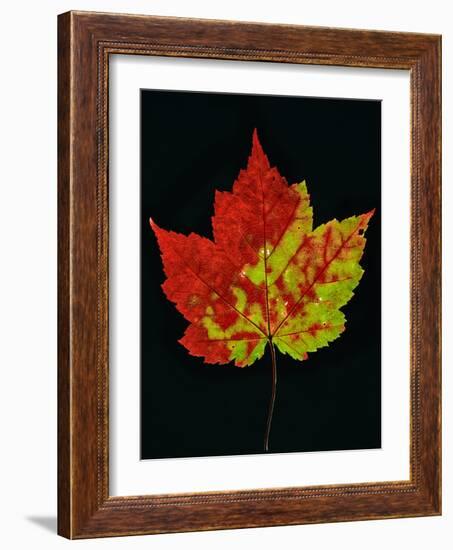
[58,10,441,539]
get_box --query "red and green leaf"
[150,130,374,368]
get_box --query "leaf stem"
[264,338,277,452]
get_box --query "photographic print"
[141,89,381,459]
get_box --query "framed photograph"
[58,11,441,538]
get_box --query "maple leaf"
[150,129,374,450]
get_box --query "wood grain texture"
[57,10,441,539]
[57,11,71,538]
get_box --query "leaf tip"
[251,127,264,154]
[149,218,166,242]
[364,208,376,221]
[149,217,162,234]
[358,208,375,232]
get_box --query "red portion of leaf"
[151,222,265,331]
[212,129,304,269]
[151,221,268,365]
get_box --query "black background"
[141,89,381,459]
